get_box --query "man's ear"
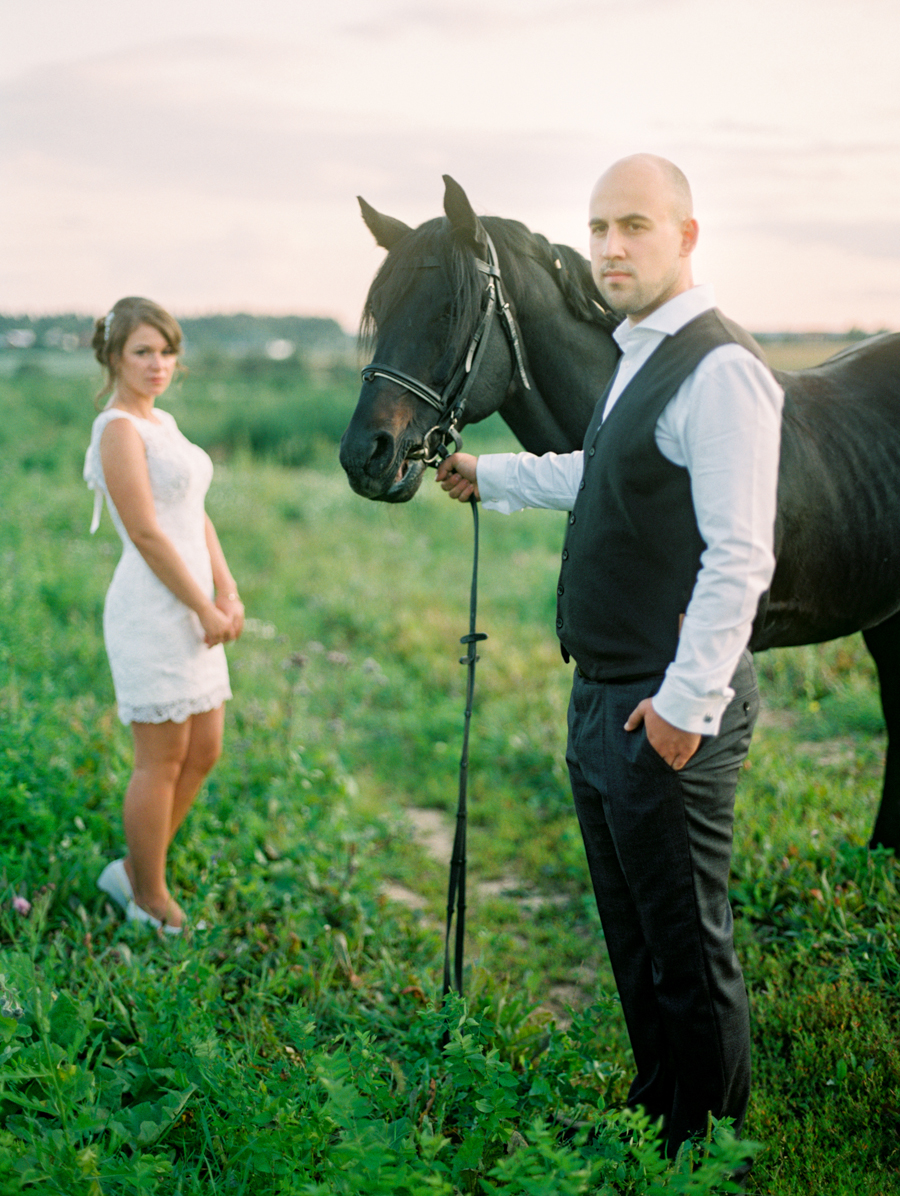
[681,217,699,256]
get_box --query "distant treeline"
[754,328,883,343]
[2,312,888,357]
[0,312,356,361]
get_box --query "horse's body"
[340,177,900,851]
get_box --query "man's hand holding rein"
[436,453,480,502]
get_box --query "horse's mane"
[486,218,621,334]
[360,215,620,354]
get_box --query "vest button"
[557,585,564,596]
[579,480,585,490]
[569,514,576,525]
[562,549,569,561]
[556,617,563,629]
[588,447,596,457]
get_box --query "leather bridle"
[360,231,531,465]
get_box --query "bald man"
[437,155,783,1173]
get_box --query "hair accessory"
[103,310,115,343]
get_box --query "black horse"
[340,176,900,853]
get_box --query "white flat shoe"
[125,899,183,936]
[98,858,134,910]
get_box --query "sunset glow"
[3,0,899,331]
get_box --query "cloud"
[745,220,900,260]
[3,5,900,329]
[339,0,666,38]
[0,41,611,214]
[0,41,614,321]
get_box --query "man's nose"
[603,227,625,258]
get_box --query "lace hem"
[118,684,232,726]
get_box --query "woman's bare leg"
[122,719,191,927]
[168,705,224,843]
[120,707,224,928]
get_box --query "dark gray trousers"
[566,650,757,1157]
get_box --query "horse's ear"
[443,175,490,259]
[358,197,412,250]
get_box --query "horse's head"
[340,177,531,502]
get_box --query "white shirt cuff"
[652,679,733,737]
[477,454,529,513]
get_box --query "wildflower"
[12,895,31,916]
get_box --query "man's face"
[588,161,696,323]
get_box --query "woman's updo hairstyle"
[92,296,184,406]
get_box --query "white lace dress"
[83,408,232,725]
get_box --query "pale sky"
[3,0,899,332]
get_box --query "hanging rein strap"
[362,232,530,994]
[442,492,487,996]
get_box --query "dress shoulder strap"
[85,409,143,534]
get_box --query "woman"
[84,297,244,933]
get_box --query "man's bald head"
[594,154,693,225]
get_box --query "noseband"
[361,231,531,465]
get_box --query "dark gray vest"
[556,308,768,680]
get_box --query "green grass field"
[0,355,898,1194]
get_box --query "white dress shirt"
[476,284,784,735]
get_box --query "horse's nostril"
[366,431,395,475]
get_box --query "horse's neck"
[503,262,619,454]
